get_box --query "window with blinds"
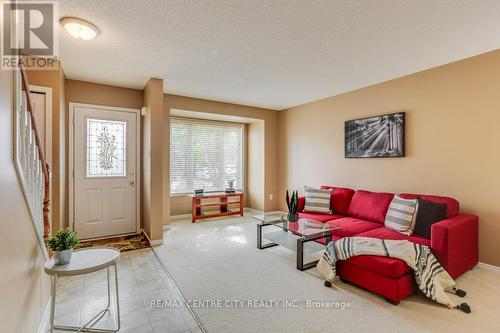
[170,117,244,195]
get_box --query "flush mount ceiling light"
[60,17,100,40]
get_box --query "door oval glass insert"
[86,118,127,177]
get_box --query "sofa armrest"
[431,214,478,279]
[297,196,305,212]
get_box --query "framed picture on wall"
[345,112,405,158]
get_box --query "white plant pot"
[53,248,73,265]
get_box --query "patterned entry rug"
[78,233,150,252]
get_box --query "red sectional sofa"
[297,186,478,304]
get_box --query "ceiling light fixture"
[60,17,100,40]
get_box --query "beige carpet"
[154,213,500,333]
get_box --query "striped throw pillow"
[384,195,419,235]
[304,186,332,214]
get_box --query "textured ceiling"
[59,0,500,110]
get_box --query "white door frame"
[69,102,141,238]
[29,85,52,167]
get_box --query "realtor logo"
[1,1,59,70]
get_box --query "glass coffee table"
[253,213,340,271]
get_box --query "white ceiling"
[59,0,500,110]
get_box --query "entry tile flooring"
[52,248,203,333]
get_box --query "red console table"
[190,192,244,223]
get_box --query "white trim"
[244,207,263,215]
[141,229,164,246]
[37,297,51,333]
[261,210,283,215]
[170,213,191,221]
[163,224,171,231]
[150,239,164,246]
[476,262,500,273]
[69,102,141,238]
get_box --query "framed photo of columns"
[345,112,405,158]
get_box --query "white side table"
[44,247,121,333]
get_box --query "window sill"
[170,190,245,197]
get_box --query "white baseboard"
[244,207,263,214]
[141,229,164,246]
[37,297,51,333]
[149,239,164,246]
[170,213,191,221]
[263,210,284,215]
[476,262,500,273]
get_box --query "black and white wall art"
[345,112,405,158]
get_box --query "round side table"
[44,247,121,333]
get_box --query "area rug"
[153,214,500,333]
[78,232,150,252]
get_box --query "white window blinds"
[170,117,244,195]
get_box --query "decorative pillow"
[304,186,332,214]
[413,198,447,239]
[384,195,419,235]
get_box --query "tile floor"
[51,248,203,333]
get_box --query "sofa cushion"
[320,186,355,215]
[298,212,344,223]
[342,255,410,278]
[399,193,459,218]
[336,259,415,301]
[384,195,419,235]
[356,227,431,247]
[347,190,394,224]
[325,217,381,237]
[413,198,447,239]
[304,186,332,214]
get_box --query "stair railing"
[13,64,51,259]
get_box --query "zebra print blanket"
[317,237,471,313]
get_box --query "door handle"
[129,180,135,185]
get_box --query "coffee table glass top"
[252,213,339,237]
[252,213,285,224]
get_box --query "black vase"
[287,212,299,222]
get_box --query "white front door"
[73,105,139,239]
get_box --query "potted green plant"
[47,228,79,265]
[286,190,299,222]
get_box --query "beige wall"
[170,196,192,216]
[66,79,144,110]
[27,64,66,232]
[1,67,50,332]
[278,49,500,266]
[165,94,279,216]
[37,76,277,228]
[247,121,265,211]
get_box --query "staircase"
[14,64,51,258]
